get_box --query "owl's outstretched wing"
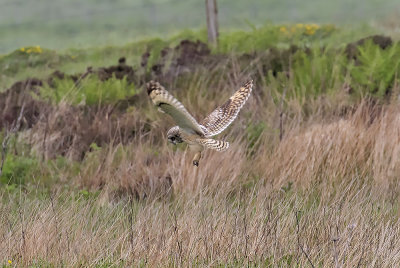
[147,81,205,135]
[201,80,253,137]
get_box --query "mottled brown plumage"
[147,79,253,166]
[201,80,253,137]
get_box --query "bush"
[349,40,400,98]
[0,154,40,185]
[266,47,347,104]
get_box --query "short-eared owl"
[147,79,253,166]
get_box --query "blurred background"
[1,0,399,54]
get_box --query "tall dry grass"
[1,170,400,266]
[263,100,400,187]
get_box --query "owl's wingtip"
[244,79,253,88]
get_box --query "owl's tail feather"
[196,138,229,152]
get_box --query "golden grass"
[1,173,400,266]
[264,101,400,186]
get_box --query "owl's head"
[167,126,183,145]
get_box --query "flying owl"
[147,79,253,166]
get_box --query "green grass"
[36,76,136,105]
[1,0,399,54]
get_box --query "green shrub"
[291,48,346,98]
[267,48,347,103]
[349,41,400,98]
[0,154,40,185]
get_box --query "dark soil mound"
[97,57,136,83]
[174,40,211,66]
[0,78,45,130]
[345,35,393,61]
[147,40,217,80]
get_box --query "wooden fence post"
[205,0,219,47]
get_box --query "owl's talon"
[193,160,199,166]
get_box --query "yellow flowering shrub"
[20,45,43,54]
[278,23,324,36]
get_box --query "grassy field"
[1,0,400,54]
[1,17,400,267]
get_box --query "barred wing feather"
[147,81,205,135]
[201,80,253,137]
